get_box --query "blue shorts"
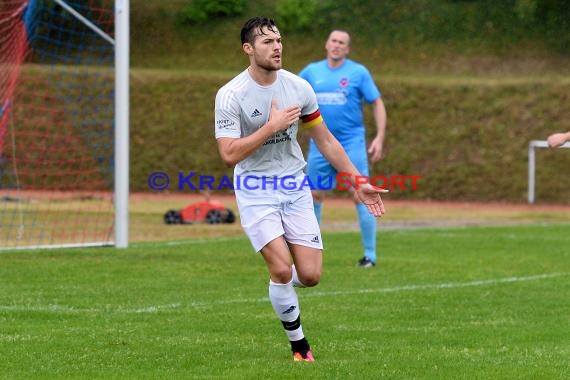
[307,136,369,189]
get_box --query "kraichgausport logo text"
[147,172,421,192]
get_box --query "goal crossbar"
[53,0,115,46]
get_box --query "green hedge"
[13,67,568,203]
[126,0,569,203]
[130,0,569,73]
[128,71,570,203]
[13,0,569,204]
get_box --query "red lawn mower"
[164,199,235,225]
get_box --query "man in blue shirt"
[299,30,388,268]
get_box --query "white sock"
[268,279,304,342]
[291,264,306,288]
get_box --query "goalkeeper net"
[0,0,117,249]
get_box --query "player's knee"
[300,272,321,287]
[272,266,293,283]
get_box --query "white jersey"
[215,69,321,178]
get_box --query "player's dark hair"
[240,17,278,45]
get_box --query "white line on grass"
[130,236,246,248]
[191,271,570,307]
[1,272,568,314]
[305,272,570,299]
[0,303,183,314]
[128,303,182,313]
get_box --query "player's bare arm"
[217,100,301,166]
[309,122,387,216]
[368,97,387,163]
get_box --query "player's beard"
[259,62,282,71]
[257,55,282,72]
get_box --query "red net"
[1,0,116,248]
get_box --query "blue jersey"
[299,59,380,145]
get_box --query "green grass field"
[1,223,569,379]
[2,2,569,378]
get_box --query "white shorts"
[235,176,323,252]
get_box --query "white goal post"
[114,0,130,248]
[527,140,570,204]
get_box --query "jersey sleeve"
[214,88,241,139]
[360,66,381,103]
[298,78,323,129]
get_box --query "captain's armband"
[301,109,323,129]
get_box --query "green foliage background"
[126,0,569,203]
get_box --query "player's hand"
[547,133,569,148]
[267,99,301,133]
[355,183,388,217]
[368,136,384,163]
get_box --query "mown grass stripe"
[2,272,566,315]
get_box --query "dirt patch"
[130,192,570,217]
[129,192,570,242]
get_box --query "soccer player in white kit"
[215,17,387,362]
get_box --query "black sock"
[290,337,310,352]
